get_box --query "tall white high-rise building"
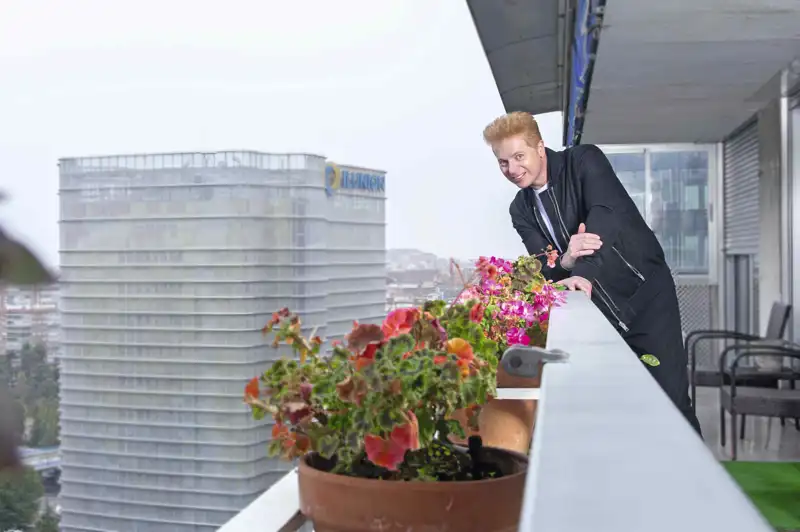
[58,152,386,531]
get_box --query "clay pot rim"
[297,447,528,491]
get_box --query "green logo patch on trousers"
[640,354,661,367]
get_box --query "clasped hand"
[560,223,602,270]
[555,223,603,297]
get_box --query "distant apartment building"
[58,152,386,531]
[0,284,60,361]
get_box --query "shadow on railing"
[220,292,774,532]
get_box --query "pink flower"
[506,327,530,346]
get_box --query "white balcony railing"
[220,292,772,532]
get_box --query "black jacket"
[509,144,672,333]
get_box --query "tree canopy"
[0,467,44,531]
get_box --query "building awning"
[467,0,564,115]
[581,0,800,144]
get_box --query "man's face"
[491,134,547,189]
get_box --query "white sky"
[0,0,563,268]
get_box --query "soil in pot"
[298,439,528,532]
[451,362,541,454]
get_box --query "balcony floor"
[696,387,800,461]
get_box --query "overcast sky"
[0,0,562,268]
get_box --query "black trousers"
[622,277,703,436]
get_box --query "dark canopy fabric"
[467,0,562,115]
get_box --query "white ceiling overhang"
[467,0,564,115]
[581,0,800,144]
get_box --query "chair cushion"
[720,387,800,418]
[692,367,798,388]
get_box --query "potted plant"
[449,249,566,453]
[245,302,528,532]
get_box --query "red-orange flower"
[476,257,499,280]
[272,423,289,439]
[244,377,259,401]
[363,412,420,470]
[364,434,406,471]
[546,247,559,269]
[456,358,471,379]
[446,338,474,362]
[469,302,485,323]
[433,355,448,365]
[351,341,381,371]
[391,412,420,451]
[354,357,374,371]
[382,308,420,340]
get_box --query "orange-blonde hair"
[482,112,542,147]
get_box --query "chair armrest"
[725,349,800,396]
[687,331,762,376]
[721,343,800,373]
[685,329,760,352]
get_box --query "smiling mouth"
[512,172,527,183]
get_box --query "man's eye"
[515,154,524,161]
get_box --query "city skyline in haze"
[0,0,563,269]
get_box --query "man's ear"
[537,140,546,157]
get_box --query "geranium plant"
[454,248,566,355]
[244,300,501,481]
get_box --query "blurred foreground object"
[0,227,55,285]
[0,386,21,470]
[0,192,55,471]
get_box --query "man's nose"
[508,161,522,175]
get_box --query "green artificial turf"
[722,461,800,531]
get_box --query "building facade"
[0,284,60,361]
[58,152,386,531]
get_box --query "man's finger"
[556,280,577,291]
[578,249,595,256]
[578,223,586,234]
[576,281,593,297]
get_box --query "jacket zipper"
[543,186,631,333]
[547,187,572,245]
[593,280,629,332]
[612,246,645,282]
[531,197,559,252]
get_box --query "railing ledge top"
[521,291,771,532]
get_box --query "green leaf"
[423,299,447,317]
[267,439,283,458]
[377,410,394,430]
[398,356,423,376]
[343,430,360,450]
[436,418,466,441]
[417,410,436,443]
[316,435,339,459]
[441,361,460,381]
[445,419,466,439]
[352,410,370,431]
[386,334,415,358]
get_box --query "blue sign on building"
[325,163,385,197]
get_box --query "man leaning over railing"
[482,112,702,435]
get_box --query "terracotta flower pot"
[450,363,542,454]
[298,447,528,532]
